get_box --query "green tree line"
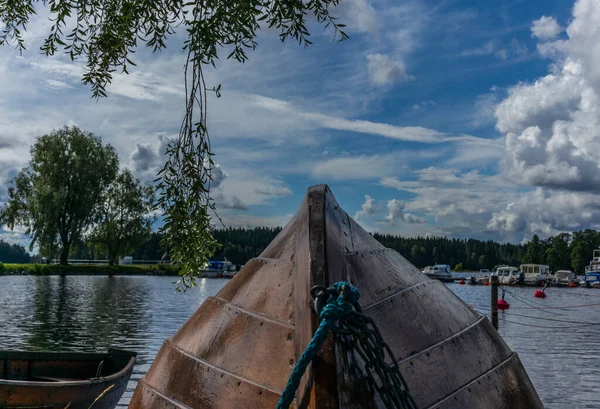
[0,240,31,263]
[5,226,600,275]
[92,228,598,274]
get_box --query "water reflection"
[0,275,226,407]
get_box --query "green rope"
[276,282,358,409]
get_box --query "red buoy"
[497,299,510,309]
[483,281,489,286]
[568,282,578,288]
[534,290,546,298]
[459,279,466,285]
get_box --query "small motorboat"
[553,270,579,287]
[0,348,136,409]
[130,185,542,409]
[583,272,600,288]
[423,264,455,282]
[201,259,237,278]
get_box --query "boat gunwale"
[0,349,137,387]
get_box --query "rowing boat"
[129,185,542,408]
[0,348,136,409]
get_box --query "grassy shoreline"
[0,263,180,276]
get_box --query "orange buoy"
[483,281,489,286]
[534,290,546,298]
[497,299,510,309]
[459,279,466,285]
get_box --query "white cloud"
[45,79,73,90]
[496,0,600,193]
[312,153,400,181]
[488,188,600,236]
[460,41,495,57]
[366,54,413,86]
[531,16,563,40]
[354,195,377,220]
[383,199,424,224]
[337,0,379,34]
[380,168,521,239]
[412,100,436,111]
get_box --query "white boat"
[585,249,600,273]
[519,264,552,286]
[582,249,600,287]
[200,259,237,278]
[553,270,579,287]
[424,264,454,281]
[493,265,520,285]
[422,266,433,274]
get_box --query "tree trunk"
[60,243,70,265]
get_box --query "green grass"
[0,263,180,276]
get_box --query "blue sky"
[2,0,600,246]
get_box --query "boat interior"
[0,349,135,382]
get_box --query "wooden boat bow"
[129,185,543,409]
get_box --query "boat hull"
[0,349,136,409]
[129,185,542,409]
[424,273,456,282]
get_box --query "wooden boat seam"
[162,338,288,395]
[397,316,485,365]
[424,353,517,409]
[211,295,295,329]
[137,378,194,409]
[361,279,433,311]
[0,357,136,387]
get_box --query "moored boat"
[519,264,552,286]
[492,265,520,285]
[582,272,600,288]
[553,270,579,287]
[0,348,136,409]
[200,258,237,278]
[129,185,542,409]
[424,264,454,282]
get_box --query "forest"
[0,240,31,263]
[130,227,600,274]
[5,227,600,274]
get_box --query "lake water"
[1,275,599,408]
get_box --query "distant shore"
[0,263,180,276]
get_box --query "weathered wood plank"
[171,297,295,392]
[307,185,339,409]
[430,354,543,409]
[365,279,479,360]
[143,341,291,409]
[216,257,295,324]
[323,187,378,409]
[347,248,428,307]
[399,317,512,408]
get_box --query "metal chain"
[311,286,419,409]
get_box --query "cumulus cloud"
[366,54,413,86]
[531,16,563,40]
[383,199,424,224]
[354,195,377,220]
[496,0,600,193]
[488,188,600,236]
[337,0,379,34]
[129,134,172,179]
